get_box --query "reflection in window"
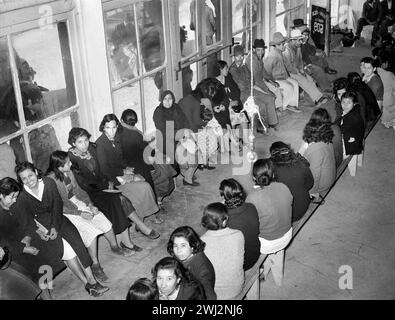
[182,63,197,98]
[232,0,258,33]
[143,69,166,135]
[233,26,258,52]
[29,124,61,172]
[205,51,221,79]
[0,136,26,180]
[104,1,166,87]
[276,0,290,35]
[179,0,197,57]
[11,22,76,126]
[0,37,19,138]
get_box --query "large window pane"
[232,0,259,34]
[233,26,258,52]
[105,6,140,86]
[179,0,197,58]
[138,1,166,73]
[112,83,142,131]
[182,63,197,97]
[143,69,166,135]
[204,0,222,45]
[11,22,76,126]
[0,37,19,138]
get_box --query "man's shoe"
[183,179,200,186]
[204,165,215,170]
[91,264,109,283]
[325,67,337,75]
[286,105,302,113]
[85,282,109,297]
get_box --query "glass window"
[232,0,259,34]
[0,136,27,180]
[233,26,258,51]
[204,0,222,46]
[205,51,221,78]
[182,63,197,97]
[0,37,19,138]
[112,84,142,131]
[105,6,140,86]
[143,69,166,135]
[137,1,166,73]
[11,22,77,126]
[179,0,198,58]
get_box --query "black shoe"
[204,165,216,170]
[91,264,109,283]
[120,241,144,252]
[325,67,337,75]
[85,282,109,297]
[197,164,205,171]
[183,179,200,186]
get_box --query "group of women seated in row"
[0,110,181,297]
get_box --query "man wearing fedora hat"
[292,19,337,75]
[283,29,328,107]
[264,32,300,112]
[229,44,278,135]
[245,39,285,114]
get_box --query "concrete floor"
[52,44,395,300]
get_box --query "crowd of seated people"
[2,17,392,300]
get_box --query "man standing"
[355,0,381,43]
[229,45,278,135]
[283,29,328,106]
[245,39,285,113]
[264,32,300,112]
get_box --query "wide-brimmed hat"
[292,18,308,29]
[290,29,305,40]
[253,39,267,49]
[232,44,245,56]
[269,32,288,46]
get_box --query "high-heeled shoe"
[120,242,143,252]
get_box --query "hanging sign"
[311,5,327,50]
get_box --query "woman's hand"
[80,211,94,220]
[23,246,40,256]
[88,205,99,215]
[0,247,5,260]
[108,181,114,190]
[49,228,58,240]
[36,229,50,241]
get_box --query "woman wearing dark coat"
[1,178,64,282]
[340,91,365,156]
[270,142,314,222]
[167,226,217,300]
[219,179,260,270]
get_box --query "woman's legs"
[87,239,99,265]
[128,211,152,235]
[64,257,91,285]
[103,228,120,250]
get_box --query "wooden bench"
[232,116,380,300]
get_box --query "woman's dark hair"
[68,127,91,146]
[310,108,332,124]
[0,177,20,196]
[196,78,227,106]
[346,72,363,93]
[360,56,375,67]
[333,77,348,101]
[152,257,190,285]
[99,114,121,132]
[15,162,42,184]
[126,278,158,300]
[167,226,206,257]
[340,90,358,104]
[303,119,334,144]
[201,202,228,230]
[190,88,204,101]
[46,151,69,182]
[375,53,389,68]
[252,158,276,187]
[121,109,138,127]
[160,90,176,106]
[217,60,228,75]
[219,178,246,209]
[270,141,301,167]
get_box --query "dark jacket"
[380,0,395,20]
[341,109,365,155]
[95,133,127,184]
[227,203,261,270]
[178,93,205,133]
[272,155,314,222]
[183,252,217,300]
[362,0,381,22]
[176,278,207,300]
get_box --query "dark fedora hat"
[253,39,267,49]
[232,44,245,56]
[292,18,308,28]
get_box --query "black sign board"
[311,5,327,50]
